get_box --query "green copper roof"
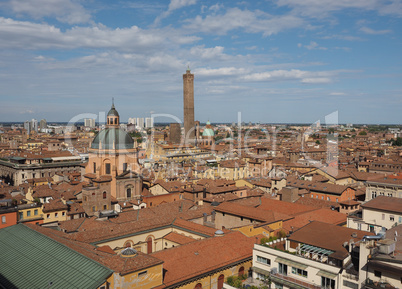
[0,224,112,289]
[91,127,134,149]
[107,102,119,117]
[202,128,215,137]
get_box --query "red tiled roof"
[151,232,255,287]
[163,232,196,245]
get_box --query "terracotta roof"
[151,232,255,287]
[163,232,196,245]
[282,208,347,232]
[289,221,373,260]
[42,198,68,213]
[286,179,353,196]
[257,198,318,217]
[24,223,163,276]
[361,196,402,214]
[215,202,291,223]
[294,197,340,209]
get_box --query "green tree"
[315,140,320,144]
[359,131,367,135]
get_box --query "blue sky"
[0,0,401,124]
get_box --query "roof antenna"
[112,97,115,108]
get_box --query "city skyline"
[0,0,401,124]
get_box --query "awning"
[317,270,337,279]
[251,266,270,276]
[275,257,308,270]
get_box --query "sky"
[0,0,401,125]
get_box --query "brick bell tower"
[183,67,195,143]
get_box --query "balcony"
[363,278,398,289]
[270,272,321,289]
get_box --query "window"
[357,223,361,230]
[321,196,324,200]
[62,212,65,216]
[27,211,31,217]
[327,197,330,201]
[292,267,307,278]
[372,191,377,199]
[127,188,131,198]
[93,162,96,173]
[47,214,50,219]
[311,194,314,198]
[321,277,335,289]
[316,195,318,199]
[92,206,96,212]
[390,215,395,222]
[1,216,6,224]
[336,198,338,202]
[103,191,107,199]
[55,213,58,218]
[34,209,38,215]
[374,270,381,278]
[278,263,288,276]
[123,163,128,171]
[103,205,107,210]
[19,212,23,219]
[257,256,271,266]
[138,271,147,278]
[105,163,111,175]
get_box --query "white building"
[252,221,370,289]
[84,118,96,128]
[145,117,153,128]
[347,196,402,233]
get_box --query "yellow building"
[17,203,44,225]
[84,102,142,201]
[42,199,68,225]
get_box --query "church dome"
[202,121,215,137]
[107,103,119,117]
[91,128,134,150]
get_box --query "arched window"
[127,187,132,198]
[218,275,224,289]
[103,191,107,199]
[238,266,245,277]
[147,237,152,254]
[194,283,202,289]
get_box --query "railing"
[363,278,397,289]
[343,272,359,281]
[270,272,321,289]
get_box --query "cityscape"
[0,1,402,289]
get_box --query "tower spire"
[112,97,115,108]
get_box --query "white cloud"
[301,77,331,83]
[196,67,248,76]
[243,69,334,84]
[209,3,223,13]
[276,0,402,17]
[168,0,197,12]
[184,8,304,36]
[0,18,199,51]
[329,92,346,96]
[360,26,392,35]
[303,41,327,50]
[155,0,197,24]
[190,46,228,60]
[9,0,91,24]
